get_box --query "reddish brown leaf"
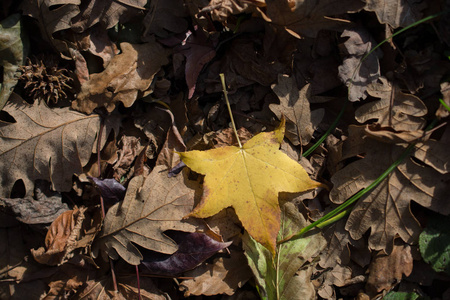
[31,207,87,266]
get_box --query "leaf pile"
[1,0,450,299]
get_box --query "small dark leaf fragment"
[89,177,126,205]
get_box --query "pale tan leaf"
[364,0,426,28]
[180,250,252,297]
[356,77,427,131]
[72,40,169,114]
[0,93,111,197]
[330,125,450,253]
[270,75,324,146]
[413,124,450,174]
[95,165,200,265]
[338,27,381,102]
[364,124,426,144]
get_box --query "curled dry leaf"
[270,75,324,146]
[0,93,112,197]
[32,207,87,266]
[72,39,169,114]
[94,165,201,265]
[155,108,187,169]
[330,125,450,254]
[112,135,142,181]
[338,26,381,102]
[21,0,79,56]
[356,77,427,131]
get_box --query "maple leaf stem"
[220,73,242,148]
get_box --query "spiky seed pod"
[19,56,73,104]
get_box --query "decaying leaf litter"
[0,0,449,299]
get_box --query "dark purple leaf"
[89,177,126,204]
[140,232,232,276]
[168,161,186,177]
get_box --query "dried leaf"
[338,27,381,102]
[112,135,142,181]
[263,0,364,38]
[437,81,450,119]
[71,0,146,32]
[0,93,112,197]
[364,0,426,28]
[143,0,188,38]
[319,218,351,269]
[179,27,217,99]
[243,202,326,300]
[203,0,260,22]
[330,125,450,253]
[21,0,79,55]
[86,25,120,67]
[366,242,413,295]
[180,249,252,297]
[141,232,231,276]
[0,226,27,281]
[364,124,426,144]
[72,40,169,114]
[0,14,28,111]
[179,118,321,254]
[94,165,200,265]
[356,77,427,131]
[0,180,68,224]
[31,207,87,266]
[270,75,324,146]
[413,123,450,174]
[155,109,187,169]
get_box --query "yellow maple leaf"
[179,117,321,254]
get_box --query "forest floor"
[0,0,450,299]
